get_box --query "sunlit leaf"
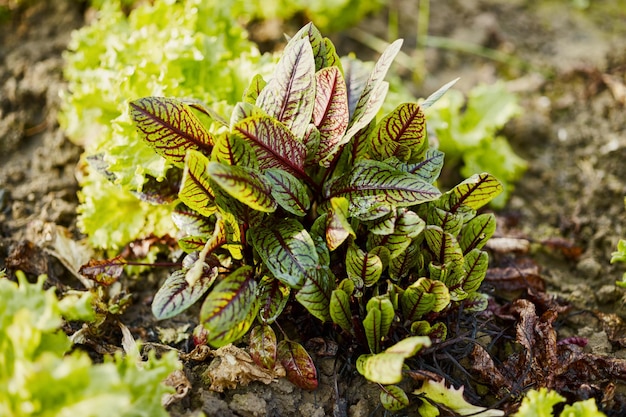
[178,235,207,253]
[330,288,353,334]
[256,38,315,139]
[232,115,307,177]
[171,203,214,236]
[179,150,216,217]
[129,97,213,163]
[450,173,503,211]
[312,66,349,166]
[278,340,318,390]
[211,132,258,168]
[248,218,319,288]
[79,255,126,286]
[152,267,218,320]
[369,103,427,163]
[343,40,403,145]
[427,207,464,236]
[346,241,384,287]
[326,160,441,212]
[243,74,266,104]
[342,56,371,118]
[420,78,459,109]
[459,213,497,254]
[401,278,450,322]
[380,385,410,411]
[264,169,311,216]
[288,23,341,72]
[200,265,259,347]
[257,276,291,324]
[414,379,504,417]
[424,225,464,266]
[249,325,277,370]
[207,162,276,213]
[296,268,332,322]
[357,336,431,384]
[326,197,355,251]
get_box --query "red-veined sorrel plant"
[127,23,502,407]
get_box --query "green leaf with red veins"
[427,207,464,236]
[367,296,395,343]
[229,102,267,127]
[278,340,318,391]
[462,248,489,293]
[380,385,410,411]
[129,97,213,164]
[340,39,403,148]
[424,225,464,266]
[152,267,218,320]
[363,306,382,353]
[401,278,450,322]
[200,265,259,347]
[179,150,216,217]
[363,208,397,235]
[326,197,355,251]
[389,240,421,281]
[346,241,384,287]
[243,74,267,104]
[369,103,427,163]
[450,173,503,211]
[178,235,207,253]
[330,288,353,334]
[172,203,214,236]
[287,23,342,72]
[367,208,425,259]
[212,132,258,168]
[207,162,276,213]
[264,169,311,216]
[249,325,278,370]
[248,218,319,289]
[312,67,349,166]
[257,276,291,324]
[256,38,315,139]
[303,124,321,166]
[295,267,332,322]
[342,56,371,118]
[326,160,440,213]
[459,213,497,254]
[232,115,307,177]
[357,336,431,384]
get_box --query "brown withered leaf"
[540,237,583,261]
[162,369,191,407]
[203,344,285,392]
[5,240,50,277]
[79,255,126,286]
[470,344,512,397]
[596,312,626,347]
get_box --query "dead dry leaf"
[203,344,285,392]
[162,369,191,407]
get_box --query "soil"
[2,1,626,416]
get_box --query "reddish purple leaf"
[79,255,126,286]
[278,340,318,390]
[249,325,278,370]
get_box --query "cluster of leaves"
[425,82,526,207]
[612,198,626,288]
[60,0,276,250]
[513,388,605,417]
[0,271,179,417]
[123,23,503,410]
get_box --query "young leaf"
[326,160,441,211]
[366,296,395,343]
[356,336,431,384]
[295,268,333,322]
[363,307,383,354]
[427,207,464,236]
[199,265,259,347]
[257,276,291,324]
[342,39,403,145]
[325,197,355,251]
[369,103,427,163]
[278,340,318,390]
[367,208,425,259]
[346,242,384,287]
[287,23,341,72]
[129,97,213,163]
[232,115,307,177]
[450,173,503,211]
[152,267,218,320]
[414,379,504,417]
[330,288,353,334]
[256,38,315,139]
[424,225,464,266]
[459,213,497,254]
[401,278,450,322]
[264,169,311,216]
[248,218,319,288]
[389,240,421,281]
[179,150,216,217]
[420,77,459,109]
[312,66,349,166]
[249,325,277,370]
[380,385,410,411]
[243,74,267,104]
[207,162,277,213]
